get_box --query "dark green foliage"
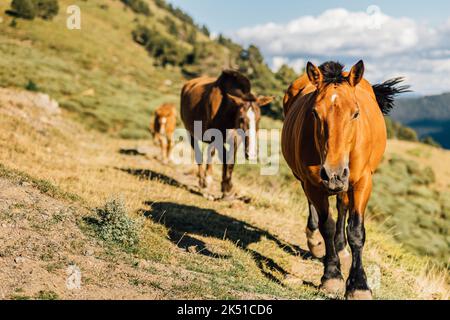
[186,27,197,45]
[275,64,298,87]
[11,0,36,19]
[11,0,59,20]
[385,117,419,142]
[421,136,441,148]
[34,0,59,20]
[25,79,39,92]
[121,0,151,16]
[154,0,194,25]
[201,25,210,37]
[164,16,178,36]
[132,25,188,66]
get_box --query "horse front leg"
[346,173,372,300]
[304,183,344,295]
[306,200,325,259]
[335,193,351,271]
[221,138,237,199]
[205,144,215,189]
[190,135,206,188]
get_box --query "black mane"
[319,61,346,85]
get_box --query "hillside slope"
[393,94,450,148]
[0,87,448,300]
[0,0,290,138]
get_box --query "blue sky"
[168,0,450,32]
[168,1,450,94]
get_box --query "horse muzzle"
[320,165,349,193]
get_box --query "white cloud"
[230,8,450,95]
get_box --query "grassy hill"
[0,0,290,138]
[393,94,450,148]
[0,0,448,299]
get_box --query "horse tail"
[372,77,411,115]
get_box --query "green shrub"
[25,79,39,92]
[11,0,59,20]
[94,198,141,249]
[421,136,441,148]
[121,0,151,16]
[34,0,59,20]
[11,0,36,19]
[132,25,188,66]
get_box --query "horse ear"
[348,60,365,87]
[306,62,323,87]
[257,95,274,107]
[226,94,245,107]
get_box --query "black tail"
[372,77,411,115]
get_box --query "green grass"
[0,0,184,139]
[0,163,81,202]
[369,155,449,266]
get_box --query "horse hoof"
[338,249,351,273]
[306,228,325,259]
[320,278,345,296]
[221,192,236,201]
[346,290,373,300]
[205,175,213,188]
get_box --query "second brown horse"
[282,60,409,299]
[181,70,273,198]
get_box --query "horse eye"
[353,110,360,119]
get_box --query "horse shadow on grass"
[139,201,313,284]
[118,168,206,198]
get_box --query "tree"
[276,64,297,86]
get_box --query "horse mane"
[216,69,256,101]
[319,61,346,85]
[372,78,411,115]
[318,61,411,115]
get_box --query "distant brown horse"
[282,61,409,299]
[181,70,273,198]
[151,103,177,163]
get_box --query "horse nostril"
[320,167,329,181]
[342,167,349,178]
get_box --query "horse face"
[307,61,364,192]
[227,94,273,160]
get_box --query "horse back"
[180,77,222,136]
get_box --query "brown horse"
[181,70,273,198]
[151,103,177,163]
[282,61,409,299]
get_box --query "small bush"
[421,136,441,148]
[94,198,141,248]
[35,0,59,20]
[121,0,151,16]
[25,79,39,92]
[11,0,35,19]
[132,25,188,66]
[11,0,59,20]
